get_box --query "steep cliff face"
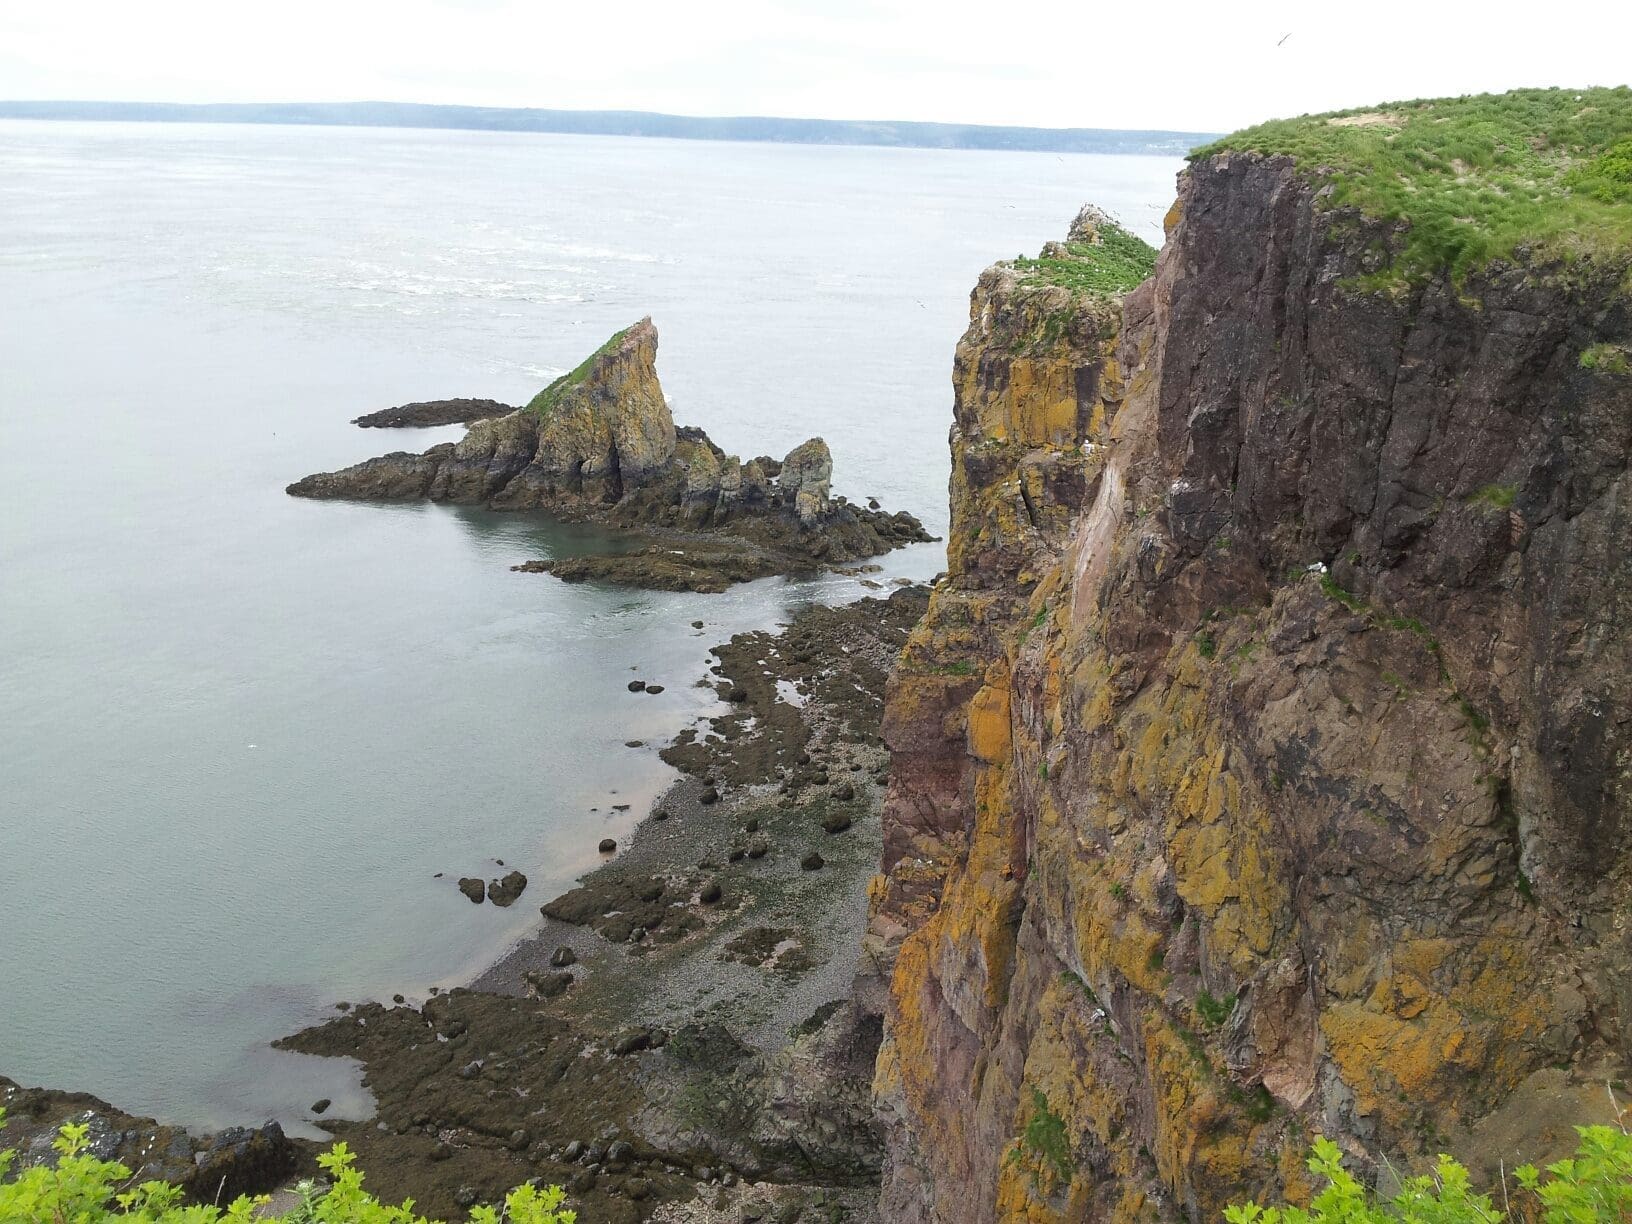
[870,100,1632,1222]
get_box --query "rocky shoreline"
[3,586,930,1224]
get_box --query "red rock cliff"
[868,120,1632,1222]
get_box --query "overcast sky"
[2,0,1628,133]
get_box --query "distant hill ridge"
[0,99,1215,155]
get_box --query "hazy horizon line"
[0,98,1220,156]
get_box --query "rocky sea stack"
[864,87,1632,1222]
[288,318,933,591]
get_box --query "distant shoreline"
[0,99,1216,156]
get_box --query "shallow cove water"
[0,118,1183,1135]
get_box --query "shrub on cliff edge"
[0,1110,577,1224]
[1228,1128,1632,1224]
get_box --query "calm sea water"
[0,119,1183,1134]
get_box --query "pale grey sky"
[2,0,1628,133]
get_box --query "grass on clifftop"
[1010,218,1158,297]
[525,324,633,417]
[1193,86,1632,285]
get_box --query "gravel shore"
[276,586,929,1222]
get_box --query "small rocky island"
[288,319,933,591]
[351,398,515,429]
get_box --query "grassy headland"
[1193,86,1632,285]
[1010,218,1160,297]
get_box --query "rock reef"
[289,319,932,591]
[865,105,1632,1222]
[352,398,515,428]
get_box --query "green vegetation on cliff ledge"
[1011,1087,1075,1187]
[1194,87,1632,284]
[525,324,633,417]
[1011,219,1158,296]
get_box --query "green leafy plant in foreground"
[1227,1127,1632,1224]
[0,1110,576,1224]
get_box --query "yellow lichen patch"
[931,765,1025,1001]
[1320,917,1569,1130]
[994,1148,1071,1224]
[1446,928,1575,1088]
[1026,634,1071,745]
[1210,835,1282,961]
[1319,919,1388,999]
[1070,877,1168,997]
[880,923,973,1163]
[1142,1016,1255,1213]
[1096,356,1126,424]
[993,974,1127,1221]
[1113,661,1288,968]
[1320,992,1490,1126]
[1065,640,1119,732]
[1110,1188,1161,1224]
[1032,784,1068,841]
[871,1025,902,1099]
[1277,1131,1316,1208]
[978,356,1081,447]
[967,679,1015,763]
[865,873,889,906]
[1163,197,1184,239]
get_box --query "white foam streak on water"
[0,118,1182,1133]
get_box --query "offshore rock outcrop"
[867,144,1632,1222]
[352,398,514,428]
[289,319,932,591]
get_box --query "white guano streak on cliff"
[1069,458,1124,627]
[1068,338,1158,623]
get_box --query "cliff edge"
[869,87,1632,1222]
